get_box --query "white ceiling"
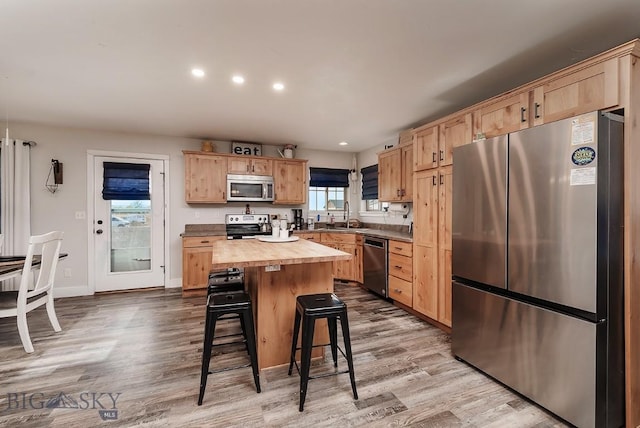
[1,1,640,153]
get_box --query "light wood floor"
[0,284,569,427]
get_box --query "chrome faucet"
[344,200,350,228]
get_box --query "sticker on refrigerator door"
[570,167,596,186]
[571,120,595,145]
[571,147,596,166]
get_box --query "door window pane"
[110,200,151,273]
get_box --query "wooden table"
[211,238,351,370]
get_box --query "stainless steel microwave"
[227,174,274,202]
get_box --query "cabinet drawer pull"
[394,247,402,250]
[394,288,402,293]
[394,265,402,269]
[534,102,541,119]
[520,107,527,123]
[200,240,210,244]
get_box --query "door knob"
[96,229,103,234]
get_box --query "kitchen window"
[361,164,383,211]
[308,167,349,211]
[309,186,345,211]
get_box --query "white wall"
[9,121,358,296]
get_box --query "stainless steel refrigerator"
[451,111,624,428]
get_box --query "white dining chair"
[0,231,64,353]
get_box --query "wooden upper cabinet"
[473,92,530,138]
[378,148,402,201]
[439,114,472,166]
[378,145,412,202]
[414,126,439,171]
[184,153,227,203]
[413,169,438,247]
[532,57,619,126]
[273,159,307,204]
[227,157,273,176]
[400,144,413,201]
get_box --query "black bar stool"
[207,269,244,295]
[198,292,261,405]
[288,293,357,411]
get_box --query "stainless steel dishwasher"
[363,236,388,297]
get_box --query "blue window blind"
[361,164,378,200]
[309,167,350,187]
[102,162,150,200]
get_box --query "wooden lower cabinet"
[388,275,412,307]
[296,232,320,242]
[388,240,412,307]
[355,235,363,283]
[412,244,438,319]
[320,233,358,282]
[182,236,224,294]
[412,167,452,326]
[438,248,452,326]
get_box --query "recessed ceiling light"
[339,141,348,146]
[272,82,285,91]
[232,75,245,84]
[191,68,205,78]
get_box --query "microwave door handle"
[263,185,267,199]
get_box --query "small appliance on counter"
[292,209,304,230]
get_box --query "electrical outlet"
[194,211,200,218]
[75,211,86,219]
[64,268,72,278]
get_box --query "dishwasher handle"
[364,237,387,248]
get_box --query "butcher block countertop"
[211,238,352,269]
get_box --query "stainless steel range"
[225,214,271,239]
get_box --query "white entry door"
[93,156,165,292]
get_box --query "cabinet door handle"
[534,102,541,119]
[432,152,437,163]
[520,107,527,123]
[440,174,444,185]
[246,164,250,172]
[396,189,401,197]
[394,265,402,269]
[439,150,444,161]
[432,176,436,186]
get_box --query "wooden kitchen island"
[211,238,351,370]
